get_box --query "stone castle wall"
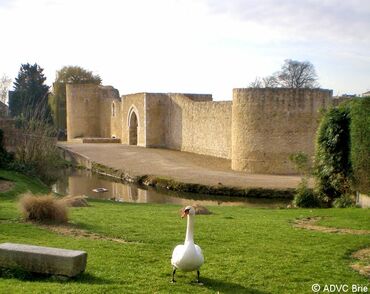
[66,84,334,175]
[121,93,146,146]
[231,88,332,174]
[145,93,168,147]
[118,92,230,157]
[66,84,121,140]
[97,86,121,138]
[66,84,100,140]
[165,94,231,158]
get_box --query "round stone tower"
[231,88,332,174]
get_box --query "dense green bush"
[333,195,355,208]
[293,179,322,208]
[350,97,370,194]
[314,105,352,205]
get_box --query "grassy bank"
[0,170,369,293]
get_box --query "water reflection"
[52,168,291,208]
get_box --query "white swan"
[171,206,204,283]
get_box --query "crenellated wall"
[231,88,333,174]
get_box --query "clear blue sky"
[1,0,369,100]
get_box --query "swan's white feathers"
[171,243,203,271]
[171,245,184,266]
[171,206,204,273]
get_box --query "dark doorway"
[129,111,138,145]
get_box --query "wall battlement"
[66,85,334,175]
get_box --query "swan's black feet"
[191,270,203,285]
[171,268,176,283]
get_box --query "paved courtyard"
[59,142,305,189]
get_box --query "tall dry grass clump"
[9,96,65,185]
[19,193,68,223]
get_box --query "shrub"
[293,180,322,208]
[0,129,13,168]
[11,117,65,184]
[19,193,68,223]
[333,195,355,208]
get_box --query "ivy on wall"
[314,104,351,204]
[314,96,370,204]
[350,97,370,194]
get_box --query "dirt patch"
[0,180,14,193]
[350,248,370,278]
[293,217,370,235]
[39,224,132,244]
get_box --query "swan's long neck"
[185,214,194,243]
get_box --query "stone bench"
[0,243,87,277]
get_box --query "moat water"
[51,168,292,208]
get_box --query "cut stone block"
[0,243,87,277]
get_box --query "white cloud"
[205,0,370,44]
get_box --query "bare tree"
[249,59,319,89]
[276,59,319,88]
[249,75,279,88]
[249,77,263,88]
[0,74,11,104]
[262,75,279,87]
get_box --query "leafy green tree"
[9,63,51,122]
[50,66,101,132]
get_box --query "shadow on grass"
[200,277,270,294]
[0,268,112,285]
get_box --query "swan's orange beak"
[181,209,189,218]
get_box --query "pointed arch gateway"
[128,106,139,145]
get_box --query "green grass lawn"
[0,170,369,293]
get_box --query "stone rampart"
[66,83,336,175]
[66,84,100,140]
[121,93,146,146]
[165,94,232,159]
[66,84,120,140]
[231,88,333,174]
